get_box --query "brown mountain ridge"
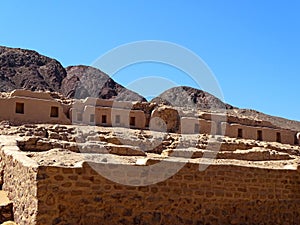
[0,46,146,102]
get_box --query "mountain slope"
[61,65,146,101]
[151,86,234,110]
[0,46,146,102]
[0,46,66,92]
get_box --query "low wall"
[0,139,300,225]
[35,161,300,225]
[0,139,39,225]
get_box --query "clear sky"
[1,1,300,121]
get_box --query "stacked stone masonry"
[1,143,300,225]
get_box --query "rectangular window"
[257,130,263,141]
[130,116,136,126]
[194,123,200,133]
[77,113,83,121]
[115,115,120,124]
[102,115,107,124]
[276,132,281,143]
[295,134,299,145]
[238,128,243,138]
[216,122,222,135]
[90,114,95,123]
[15,102,24,114]
[50,106,59,118]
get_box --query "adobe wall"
[80,97,135,109]
[35,161,300,225]
[10,90,53,100]
[222,122,296,145]
[71,105,146,129]
[0,97,70,125]
[0,90,71,125]
[180,117,216,134]
[201,112,274,128]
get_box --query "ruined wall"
[0,142,38,225]
[151,106,180,133]
[0,138,300,225]
[35,161,300,225]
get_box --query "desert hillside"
[62,65,146,101]
[0,46,66,92]
[0,46,145,102]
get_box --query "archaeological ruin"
[0,89,299,224]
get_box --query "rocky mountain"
[0,46,146,102]
[151,86,235,110]
[0,46,66,92]
[61,65,146,102]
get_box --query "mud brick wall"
[222,122,296,145]
[36,162,300,225]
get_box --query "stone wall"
[0,138,39,225]
[0,138,300,225]
[34,161,300,225]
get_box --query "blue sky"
[1,1,300,121]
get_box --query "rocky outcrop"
[61,65,147,101]
[151,106,180,133]
[0,46,66,92]
[151,86,234,110]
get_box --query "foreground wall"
[36,161,300,225]
[0,140,39,224]
[0,141,300,225]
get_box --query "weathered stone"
[106,144,146,156]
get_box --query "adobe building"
[0,90,70,125]
[0,89,299,146]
